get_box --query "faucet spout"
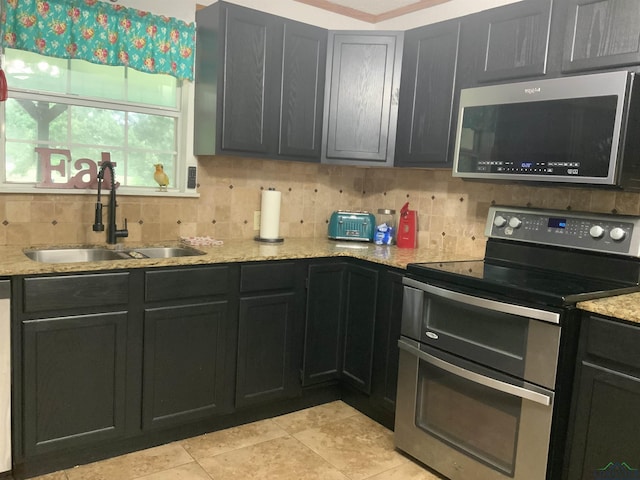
[93,160,128,245]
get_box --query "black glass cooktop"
[406,259,640,307]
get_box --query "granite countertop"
[6,237,639,324]
[0,238,474,276]
[577,293,640,325]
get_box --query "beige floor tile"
[136,462,212,480]
[272,400,359,434]
[366,461,446,480]
[198,435,349,480]
[27,472,69,480]
[64,443,193,480]
[180,418,288,460]
[293,413,408,480]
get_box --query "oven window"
[424,294,528,360]
[416,359,520,476]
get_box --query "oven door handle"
[398,339,552,406]
[403,277,560,324]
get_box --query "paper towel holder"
[255,187,284,243]
[254,235,284,243]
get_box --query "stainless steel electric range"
[395,206,640,480]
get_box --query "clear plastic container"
[375,208,396,245]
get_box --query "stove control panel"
[486,206,640,257]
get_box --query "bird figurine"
[153,163,169,191]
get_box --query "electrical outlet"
[253,211,261,230]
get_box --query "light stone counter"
[0,238,476,276]
[577,292,640,325]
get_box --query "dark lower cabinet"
[14,258,403,476]
[371,269,404,414]
[236,262,304,408]
[341,264,379,394]
[22,312,129,456]
[236,292,301,407]
[302,262,346,386]
[142,301,235,430]
[565,314,640,478]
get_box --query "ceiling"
[293,0,452,23]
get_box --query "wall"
[2,156,639,260]
[2,0,639,255]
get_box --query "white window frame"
[0,55,198,198]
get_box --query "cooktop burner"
[406,260,639,307]
[406,206,640,307]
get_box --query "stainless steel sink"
[119,246,205,259]
[24,246,206,263]
[24,247,124,263]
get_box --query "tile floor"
[25,401,445,480]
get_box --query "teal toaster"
[328,211,375,241]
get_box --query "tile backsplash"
[1,155,639,257]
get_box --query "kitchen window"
[1,47,193,195]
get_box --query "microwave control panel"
[485,206,640,257]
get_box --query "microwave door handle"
[398,340,552,407]
[403,278,560,325]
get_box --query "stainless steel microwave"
[452,71,640,189]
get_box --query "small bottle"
[375,209,396,245]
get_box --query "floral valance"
[1,0,196,81]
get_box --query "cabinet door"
[302,262,346,386]
[371,269,404,413]
[562,0,640,72]
[466,0,552,83]
[220,5,280,154]
[236,292,301,407]
[341,264,378,394]
[395,20,460,167]
[278,21,327,161]
[142,302,234,430]
[566,361,640,478]
[22,312,128,456]
[323,32,403,166]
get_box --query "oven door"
[402,278,561,389]
[395,339,554,480]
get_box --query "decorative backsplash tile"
[0,154,638,258]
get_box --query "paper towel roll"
[259,189,281,240]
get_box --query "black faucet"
[92,160,128,244]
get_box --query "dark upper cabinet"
[458,0,553,87]
[395,20,460,167]
[561,0,640,72]
[322,31,403,166]
[194,2,327,162]
[216,5,279,155]
[279,21,327,159]
[566,314,640,478]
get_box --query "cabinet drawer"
[23,273,129,313]
[240,262,297,293]
[585,315,640,370]
[145,266,230,302]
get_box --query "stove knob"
[610,227,627,241]
[494,215,507,228]
[589,225,605,239]
[508,217,522,229]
